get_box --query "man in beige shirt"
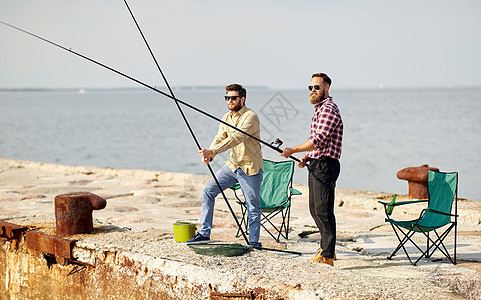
[186,84,263,247]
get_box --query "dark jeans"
[308,157,340,259]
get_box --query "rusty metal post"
[55,192,106,236]
[397,164,439,199]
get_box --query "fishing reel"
[271,138,283,149]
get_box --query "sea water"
[1,87,480,201]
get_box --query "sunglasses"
[308,85,322,91]
[225,95,241,101]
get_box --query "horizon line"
[1,84,481,92]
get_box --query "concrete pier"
[1,158,480,299]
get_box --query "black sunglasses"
[308,85,322,91]
[225,95,241,101]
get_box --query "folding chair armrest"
[289,187,302,195]
[424,208,458,217]
[229,183,241,191]
[378,199,428,207]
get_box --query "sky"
[1,0,480,90]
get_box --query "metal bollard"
[54,192,107,236]
[397,164,439,199]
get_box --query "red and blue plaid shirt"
[307,96,343,160]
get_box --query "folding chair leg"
[256,207,289,242]
[415,231,449,265]
[404,224,456,265]
[276,206,291,241]
[424,226,456,264]
[426,232,430,258]
[260,214,282,242]
[236,204,249,238]
[388,223,415,262]
[275,209,287,242]
[284,205,291,240]
[454,221,457,265]
[392,234,415,265]
[388,223,429,265]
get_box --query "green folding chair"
[379,171,458,265]
[230,159,302,242]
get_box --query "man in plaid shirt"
[280,73,343,266]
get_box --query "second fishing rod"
[122,0,252,245]
[122,0,301,255]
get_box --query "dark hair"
[225,83,247,98]
[312,73,332,87]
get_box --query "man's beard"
[229,101,243,112]
[309,91,324,104]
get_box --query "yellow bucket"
[173,221,197,242]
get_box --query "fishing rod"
[0,20,300,164]
[122,1,303,255]
[253,246,301,255]
[122,0,249,244]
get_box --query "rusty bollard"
[55,192,107,236]
[397,164,439,199]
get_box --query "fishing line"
[122,0,250,244]
[0,20,300,163]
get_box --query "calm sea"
[1,87,480,201]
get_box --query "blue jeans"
[199,164,263,246]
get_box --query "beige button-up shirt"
[210,105,263,175]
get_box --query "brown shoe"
[320,256,334,266]
[310,248,322,262]
[310,248,336,262]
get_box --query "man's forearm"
[280,140,316,159]
[291,140,316,153]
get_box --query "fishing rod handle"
[271,146,301,163]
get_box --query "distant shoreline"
[0,85,270,93]
[1,85,480,93]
